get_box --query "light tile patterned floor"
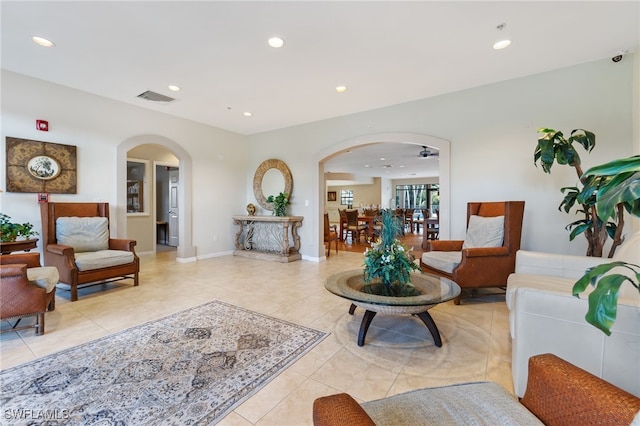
[1,250,512,425]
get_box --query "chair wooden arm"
[109,238,137,252]
[0,252,41,268]
[426,240,463,251]
[521,353,640,425]
[462,246,509,257]
[45,243,75,256]
[313,393,375,426]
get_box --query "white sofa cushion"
[56,217,109,253]
[463,215,504,249]
[74,250,134,271]
[26,266,59,293]
[421,251,462,273]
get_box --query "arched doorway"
[117,135,196,262]
[315,132,450,259]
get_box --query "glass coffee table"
[325,269,461,347]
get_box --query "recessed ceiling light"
[364,165,371,168]
[380,157,386,161]
[168,85,181,92]
[493,39,511,50]
[243,112,252,117]
[32,36,55,47]
[268,37,284,48]
[335,85,348,93]
[493,23,511,50]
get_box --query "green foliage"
[580,155,640,224]
[573,262,640,335]
[267,192,290,217]
[534,128,595,173]
[570,156,640,334]
[363,209,419,292]
[0,213,38,242]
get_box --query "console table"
[232,215,303,263]
[0,238,39,255]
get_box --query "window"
[395,184,439,213]
[340,189,353,206]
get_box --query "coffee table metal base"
[349,303,442,347]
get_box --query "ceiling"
[2,1,638,179]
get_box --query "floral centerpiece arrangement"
[0,213,38,242]
[267,192,290,217]
[363,208,420,296]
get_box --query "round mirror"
[253,159,293,211]
[261,169,285,200]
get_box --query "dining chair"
[324,213,339,257]
[345,210,367,243]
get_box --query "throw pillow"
[56,217,109,253]
[462,215,504,249]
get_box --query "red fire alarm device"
[36,120,49,131]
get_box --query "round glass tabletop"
[324,269,460,307]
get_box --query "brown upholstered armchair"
[420,201,525,304]
[40,202,139,301]
[1,252,57,335]
[313,354,640,426]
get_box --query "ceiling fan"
[418,146,439,158]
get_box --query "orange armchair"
[420,201,525,304]
[40,202,139,301]
[1,252,57,335]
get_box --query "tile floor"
[1,250,512,425]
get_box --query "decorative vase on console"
[267,192,290,217]
[363,209,420,296]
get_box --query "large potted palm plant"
[571,155,640,335]
[534,128,626,257]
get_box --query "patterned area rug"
[0,301,327,425]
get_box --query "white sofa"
[506,231,640,398]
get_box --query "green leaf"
[595,171,640,222]
[585,274,626,335]
[567,222,590,241]
[568,129,596,153]
[582,155,640,179]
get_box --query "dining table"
[357,215,377,242]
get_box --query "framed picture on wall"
[327,191,337,201]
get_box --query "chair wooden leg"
[36,312,44,335]
[70,284,78,302]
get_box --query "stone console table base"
[232,215,303,263]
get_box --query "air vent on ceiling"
[136,90,175,103]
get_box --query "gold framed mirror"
[253,159,293,211]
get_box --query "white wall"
[1,70,249,259]
[2,56,637,261]
[248,57,638,258]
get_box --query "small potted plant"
[0,213,38,242]
[267,192,290,217]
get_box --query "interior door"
[168,169,179,247]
